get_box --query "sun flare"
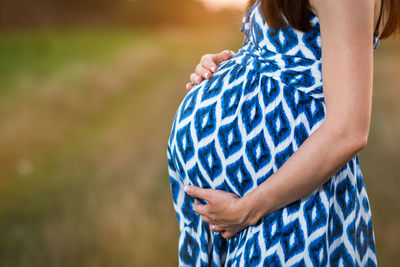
[200,0,247,10]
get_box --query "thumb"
[184,185,213,202]
[213,50,235,65]
[220,50,235,60]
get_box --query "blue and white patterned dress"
[167,0,379,265]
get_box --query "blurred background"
[0,0,398,266]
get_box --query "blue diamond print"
[292,260,306,267]
[275,142,294,169]
[347,219,356,250]
[176,123,195,163]
[218,118,242,158]
[245,131,271,172]
[280,219,305,262]
[221,82,243,119]
[179,233,200,265]
[213,235,228,261]
[283,85,305,119]
[173,147,186,180]
[357,173,364,193]
[200,222,210,254]
[283,50,314,68]
[182,194,200,229]
[312,85,323,96]
[167,146,176,172]
[303,194,327,237]
[322,181,333,200]
[303,98,325,129]
[187,164,210,205]
[201,77,223,101]
[262,209,283,246]
[362,197,370,212]
[367,220,376,253]
[265,102,291,147]
[241,96,262,134]
[179,88,199,122]
[215,179,236,196]
[293,122,308,148]
[267,26,298,54]
[355,198,360,217]
[330,243,354,265]
[244,232,262,266]
[194,102,216,141]
[280,69,315,88]
[287,199,301,216]
[308,233,328,266]
[226,258,237,266]
[169,175,180,205]
[226,156,254,196]
[367,259,378,267]
[302,22,321,59]
[336,178,356,219]
[259,59,280,73]
[235,252,244,266]
[252,15,264,44]
[260,76,280,107]
[328,205,343,245]
[228,64,246,84]
[198,140,222,181]
[243,69,260,95]
[356,218,368,259]
[263,253,282,267]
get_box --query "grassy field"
[0,25,399,266]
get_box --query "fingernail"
[205,72,210,79]
[195,77,201,83]
[211,66,217,72]
[184,186,190,193]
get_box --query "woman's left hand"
[184,185,253,239]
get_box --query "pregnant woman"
[167,0,399,265]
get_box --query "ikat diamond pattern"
[167,0,379,265]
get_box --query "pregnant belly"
[168,55,326,198]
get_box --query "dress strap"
[374,0,384,38]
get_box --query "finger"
[195,63,212,80]
[185,185,214,202]
[221,231,234,239]
[219,50,236,61]
[202,50,235,73]
[186,82,194,90]
[193,198,208,216]
[201,54,219,73]
[200,214,212,223]
[214,50,235,64]
[209,224,224,233]
[190,73,203,84]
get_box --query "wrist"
[239,192,262,226]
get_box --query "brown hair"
[245,0,400,39]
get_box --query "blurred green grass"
[0,25,241,266]
[0,25,398,266]
[0,29,148,95]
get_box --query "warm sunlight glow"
[200,0,247,10]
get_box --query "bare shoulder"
[309,0,375,44]
[310,0,375,17]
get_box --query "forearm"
[241,121,367,225]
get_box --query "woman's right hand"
[186,50,236,91]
